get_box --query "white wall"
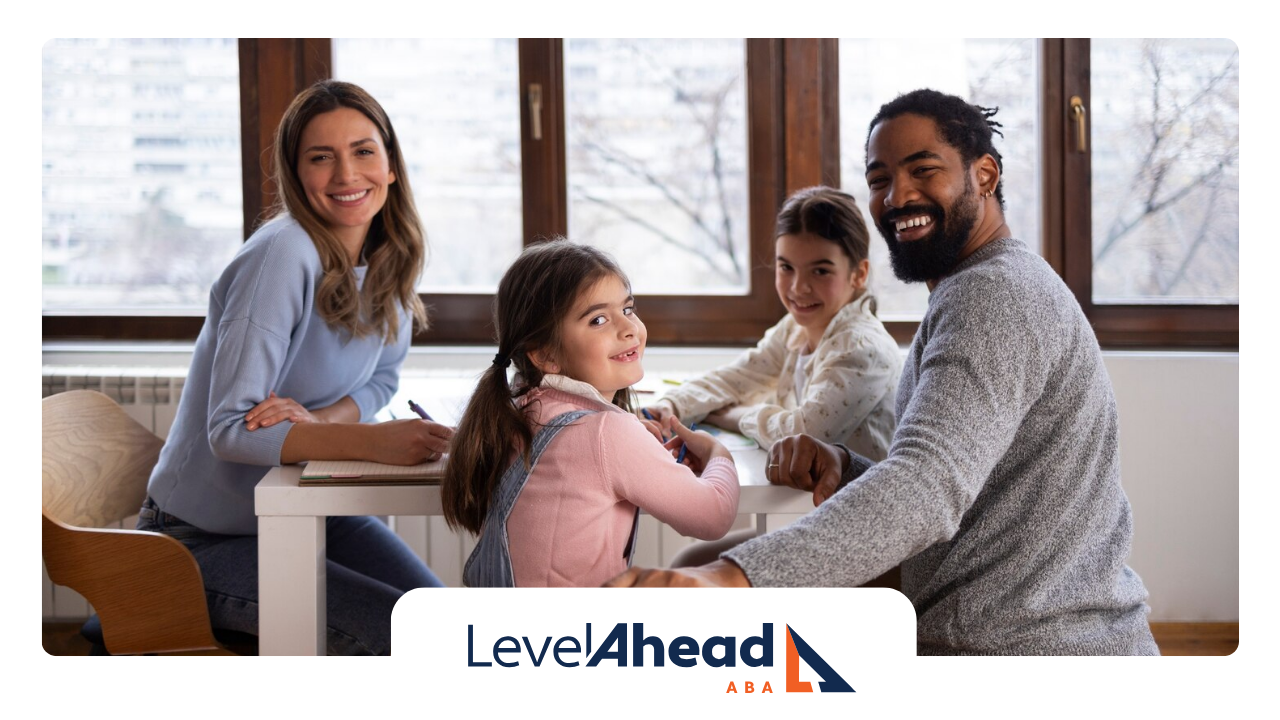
[1104,352,1238,622]
[42,344,1240,622]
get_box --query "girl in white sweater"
[641,186,901,461]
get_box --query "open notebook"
[300,457,447,486]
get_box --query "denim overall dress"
[462,409,642,587]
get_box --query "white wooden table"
[254,446,814,656]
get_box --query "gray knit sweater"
[725,238,1158,656]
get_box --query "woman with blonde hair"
[137,80,447,655]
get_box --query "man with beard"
[607,89,1159,656]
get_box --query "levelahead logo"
[462,620,853,693]
[394,588,914,707]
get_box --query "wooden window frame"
[44,38,798,345]
[42,39,330,341]
[1043,38,1238,349]
[425,38,798,345]
[43,38,1237,349]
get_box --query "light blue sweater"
[147,217,411,535]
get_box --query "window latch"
[1070,96,1087,153]
[528,83,543,141]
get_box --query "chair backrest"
[42,390,222,655]
[43,390,164,528]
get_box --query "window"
[565,39,750,295]
[331,38,780,345]
[42,38,1237,349]
[1049,38,1238,346]
[1089,39,1238,305]
[333,39,524,293]
[42,38,242,315]
[838,38,1041,322]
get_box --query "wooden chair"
[42,390,233,655]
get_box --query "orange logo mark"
[785,626,812,693]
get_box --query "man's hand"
[604,559,751,588]
[766,434,849,506]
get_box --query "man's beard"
[877,176,979,283]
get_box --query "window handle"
[528,83,543,141]
[1070,95,1087,153]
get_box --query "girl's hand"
[245,391,318,430]
[663,417,731,474]
[638,402,676,425]
[638,416,666,444]
[640,399,680,440]
[704,405,749,432]
[638,402,677,442]
[366,419,455,465]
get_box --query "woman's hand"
[245,391,319,430]
[663,417,731,474]
[604,559,751,588]
[767,433,849,506]
[365,419,455,465]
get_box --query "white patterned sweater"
[656,293,901,459]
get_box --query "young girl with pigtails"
[441,240,740,587]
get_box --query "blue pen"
[677,423,697,464]
[407,399,434,422]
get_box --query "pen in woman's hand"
[408,399,434,422]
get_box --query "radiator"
[42,368,735,620]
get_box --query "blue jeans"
[137,496,443,655]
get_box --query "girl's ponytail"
[442,357,533,534]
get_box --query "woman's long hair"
[442,240,634,535]
[269,80,427,342]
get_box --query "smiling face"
[540,274,647,399]
[864,113,983,283]
[296,107,396,258]
[775,233,867,346]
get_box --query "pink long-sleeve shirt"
[506,377,740,587]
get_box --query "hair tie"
[492,353,511,369]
